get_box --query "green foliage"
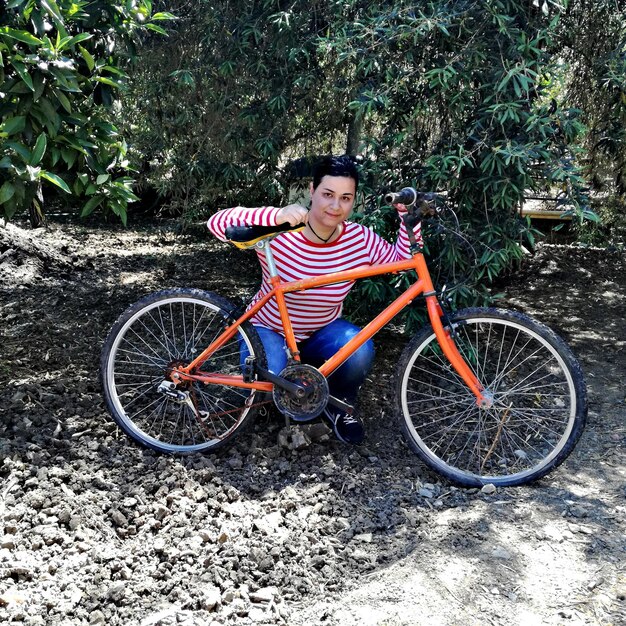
[0,0,172,223]
[557,0,626,197]
[126,0,611,315]
[573,196,626,247]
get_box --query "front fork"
[403,216,492,410]
[426,295,493,409]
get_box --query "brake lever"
[415,192,439,218]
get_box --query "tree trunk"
[28,182,46,228]
[0,222,72,269]
[345,111,363,156]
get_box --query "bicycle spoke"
[398,310,584,486]
[103,292,264,453]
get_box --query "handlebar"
[385,187,418,206]
[225,222,305,248]
[385,187,440,217]
[224,188,441,248]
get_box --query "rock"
[250,587,277,603]
[153,537,167,553]
[1,536,16,549]
[301,422,330,442]
[32,524,64,545]
[418,488,434,498]
[106,582,126,603]
[481,483,497,495]
[221,589,235,603]
[568,505,588,518]
[110,510,128,527]
[491,546,513,560]
[290,429,310,450]
[353,533,373,543]
[277,427,310,450]
[89,609,106,625]
[248,607,268,621]
[199,585,221,611]
[350,548,371,562]
[254,511,284,535]
[153,504,170,521]
[197,529,213,543]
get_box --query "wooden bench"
[520,207,572,220]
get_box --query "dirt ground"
[0,219,624,626]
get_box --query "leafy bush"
[126,0,608,319]
[0,0,173,224]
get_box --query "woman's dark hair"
[312,155,359,190]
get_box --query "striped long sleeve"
[207,206,422,340]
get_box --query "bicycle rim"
[398,309,585,486]
[103,292,262,453]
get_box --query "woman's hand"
[276,204,308,227]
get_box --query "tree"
[0,0,174,225]
[128,0,598,322]
[558,0,626,194]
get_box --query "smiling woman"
[304,175,356,243]
[207,155,422,444]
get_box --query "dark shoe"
[322,407,364,444]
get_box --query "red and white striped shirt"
[207,206,422,340]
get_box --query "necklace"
[308,222,337,243]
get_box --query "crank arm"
[327,396,354,413]
[255,366,308,398]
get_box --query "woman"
[207,155,421,444]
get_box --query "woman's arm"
[366,205,423,264]
[207,206,283,242]
[207,204,308,241]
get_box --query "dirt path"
[0,223,624,626]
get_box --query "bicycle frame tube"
[177,250,485,404]
[182,256,421,375]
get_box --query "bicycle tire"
[396,307,587,487]
[101,288,267,454]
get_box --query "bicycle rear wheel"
[396,307,587,486]
[101,288,267,454]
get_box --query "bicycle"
[100,189,587,487]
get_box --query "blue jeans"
[241,319,375,405]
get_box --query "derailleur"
[157,380,188,402]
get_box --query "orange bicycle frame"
[173,241,486,406]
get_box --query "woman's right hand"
[276,204,308,227]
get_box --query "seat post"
[255,239,279,278]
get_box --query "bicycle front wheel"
[101,288,267,454]
[396,308,587,486]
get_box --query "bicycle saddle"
[225,223,305,249]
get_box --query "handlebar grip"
[384,187,418,207]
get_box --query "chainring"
[272,363,329,422]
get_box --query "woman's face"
[308,175,356,229]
